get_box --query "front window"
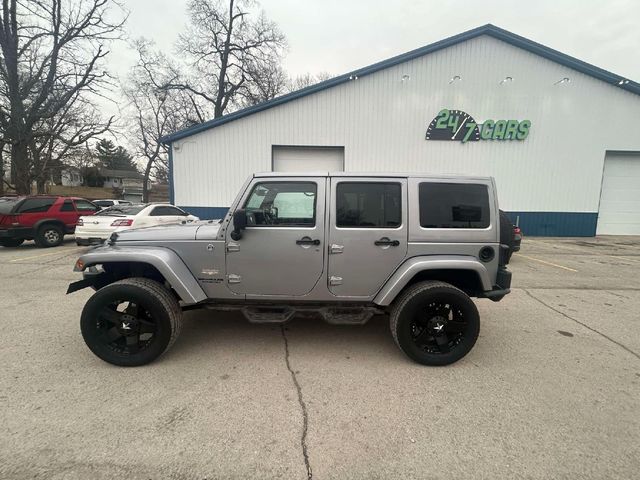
[244,182,316,226]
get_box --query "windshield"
[0,198,20,215]
[96,205,145,216]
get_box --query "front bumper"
[76,237,106,246]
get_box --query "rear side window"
[336,182,401,228]
[419,183,490,229]
[16,198,55,213]
[0,198,19,214]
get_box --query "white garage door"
[597,152,640,235]
[272,146,344,172]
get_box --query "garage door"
[597,152,640,235]
[272,146,344,172]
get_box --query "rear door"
[58,199,80,229]
[328,177,408,297]
[225,177,326,296]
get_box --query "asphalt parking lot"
[1,236,639,479]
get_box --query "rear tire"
[0,238,24,247]
[80,278,183,366]
[35,224,64,248]
[390,281,480,366]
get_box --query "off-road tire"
[80,277,183,367]
[390,280,480,366]
[0,238,24,247]
[35,223,64,248]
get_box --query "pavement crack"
[523,288,640,361]
[280,325,312,480]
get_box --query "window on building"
[244,182,316,226]
[16,198,55,213]
[60,200,75,212]
[336,182,401,228]
[419,183,490,229]
[150,206,187,216]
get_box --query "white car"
[75,203,199,246]
[93,199,133,210]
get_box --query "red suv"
[0,196,100,248]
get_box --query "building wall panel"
[172,35,640,234]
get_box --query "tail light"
[111,219,133,227]
[77,218,84,226]
[0,214,20,227]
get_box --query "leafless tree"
[288,72,332,92]
[123,39,200,202]
[162,0,287,118]
[0,0,126,194]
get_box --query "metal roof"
[161,23,640,144]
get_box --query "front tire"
[80,278,183,366]
[35,224,64,248]
[390,281,480,366]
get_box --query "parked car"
[0,196,100,248]
[499,210,521,261]
[93,199,133,210]
[68,173,512,367]
[75,203,199,246]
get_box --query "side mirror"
[230,209,247,240]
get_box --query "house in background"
[100,168,149,202]
[60,167,84,187]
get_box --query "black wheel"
[80,278,183,366]
[35,224,63,248]
[0,238,24,247]
[390,281,480,366]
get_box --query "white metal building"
[162,24,640,236]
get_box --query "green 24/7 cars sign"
[425,109,531,143]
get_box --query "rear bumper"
[479,268,512,302]
[0,227,34,239]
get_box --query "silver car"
[68,172,511,367]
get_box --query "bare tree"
[162,0,287,118]
[288,72,332,92]
[124,39,200,202]
[0,0,125,194]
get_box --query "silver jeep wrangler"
[68,173,511,367]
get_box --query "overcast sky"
[108,0,639,118]
[114,0,639,79]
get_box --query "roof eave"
[161,23,640,144]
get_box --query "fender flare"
[373,255,492,306]
[34,218,67,233]
[74,246,207,305]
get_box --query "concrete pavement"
[0,236,639,479]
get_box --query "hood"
[113,220,220,242]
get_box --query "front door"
[328,177,408,297]
[225,178,326,296]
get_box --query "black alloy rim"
[410,300,468,354]
[94,301,157,355]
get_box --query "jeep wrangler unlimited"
[68,173,511,367]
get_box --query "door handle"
[374,238,400,246]
[296,237,320,246]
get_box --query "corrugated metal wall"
[172,35,640,234]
